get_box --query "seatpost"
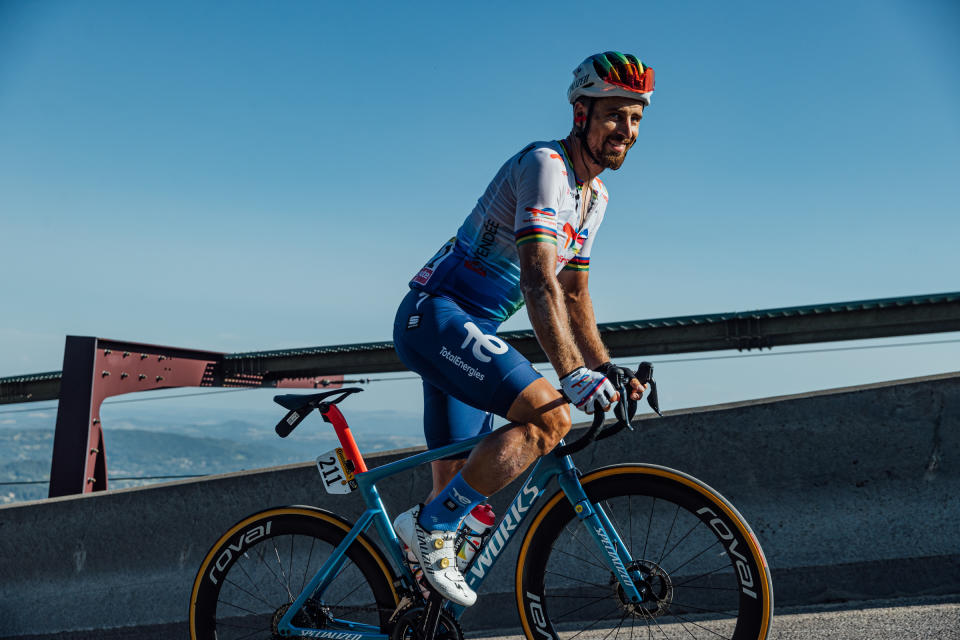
[320,404,368,473]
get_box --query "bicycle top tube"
[355,433,486,488]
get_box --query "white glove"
[559,367,618,414]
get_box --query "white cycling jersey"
[410,140,608,322]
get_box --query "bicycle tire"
[516,465,773,640]
[189,506,399,640]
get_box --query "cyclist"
[393,52,654,606]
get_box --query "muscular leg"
[460,378,570,496]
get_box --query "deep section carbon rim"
[190,508,397,640]
[517,466,772,640]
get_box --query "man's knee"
[531,403,571,455]
[507,378,572,455]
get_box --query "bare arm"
[557,268,609,369]
[518,242,584,376]
[558,268,647,401]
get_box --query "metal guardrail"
[3,291,960,405]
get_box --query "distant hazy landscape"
[0,406,426,504]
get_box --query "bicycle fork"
[556,465,646,604]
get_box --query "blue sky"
[1,0,958,434]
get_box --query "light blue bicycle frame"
[277,432,644,638]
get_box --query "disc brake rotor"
[612,559,674,618]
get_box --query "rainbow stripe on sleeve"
[563,256,590,271]
[515,225,558,247]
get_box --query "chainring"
[390,604,463,640]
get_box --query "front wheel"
[189,506,399,640]
[516,465,773,640]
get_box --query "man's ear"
[573,101,588,132]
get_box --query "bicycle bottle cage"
[273,388,364,438]
[553,362,662,457]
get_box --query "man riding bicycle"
[393,51,655,607]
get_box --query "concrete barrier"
[1,372,957,638]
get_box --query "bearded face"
[596,133,635,170]
[576,97,645,171]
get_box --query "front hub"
[613,559,673,618]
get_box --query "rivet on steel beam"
[87,477,96,484]
[92,418,100,424]
[158,355,167,361]
[138,374,146,380]
[156,375,164,382]
[90,448,99,455]
[102,371,110,377]
[121,372,129,379]
[104,349,112,355]
[123,351,130,358]
[140,353,148,360]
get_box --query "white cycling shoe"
[393,505,477,607]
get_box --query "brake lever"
[646,379,662,417]
[634,361,663,417]
[613,381,632,430]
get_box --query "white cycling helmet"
[568,51,655,107]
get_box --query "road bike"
[189,363,773,639]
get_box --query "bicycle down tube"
[276,426,643,638]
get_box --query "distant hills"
[0,408,427,504]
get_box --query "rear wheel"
[190,506,398,640]
[516,465,773,640]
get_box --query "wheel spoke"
[657,504,681,567]
[222,576,275,610]
[565,601,628,640]
[635,605,668,638]
[301,535,318,595]
[603,609,630,640]
[551,544,612,572]
[670,562,731,589]
[271,537,294,601]
[667,539,722,576]
[665,610,734,639]
[658,519,704,566]
[545,568,613,590]
[552,593,620,622]
[565,519,610,570]
[216,599,266,617]
[288,534,296,595]
[643,498,656,560]
[252,539,290,596]
[331,570,367,606]
[231,550,273,607]
[662,609,699,640]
